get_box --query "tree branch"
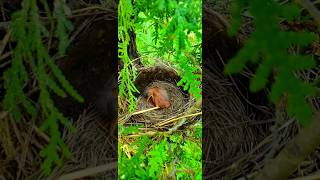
[254,111,320,179]
[57,162,117,180]
[295,0,320,25]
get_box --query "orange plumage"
[145,87,171,109]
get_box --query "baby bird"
[143,86,171,109]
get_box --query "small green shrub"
[119,124,202,179]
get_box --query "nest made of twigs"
[26,108,117,180]
[134,81,193,124]
[119,66,199,129]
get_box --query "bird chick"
[144,86,171,109]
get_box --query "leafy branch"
[118,125,202,179]
[118,0,202,112]
[134,0,202,100]
[225,0,320,179]
[118,0,139,112]
[225,0,318,126]
[3,0,82,175]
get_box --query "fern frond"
[226,0,318,126]
[3,0,80,175]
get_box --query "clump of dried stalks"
[119,66,201,131]
[133,81,193,124]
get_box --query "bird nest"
[134,81,193,124]
[120,66,199,129]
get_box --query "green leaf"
[250,62,271,92]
